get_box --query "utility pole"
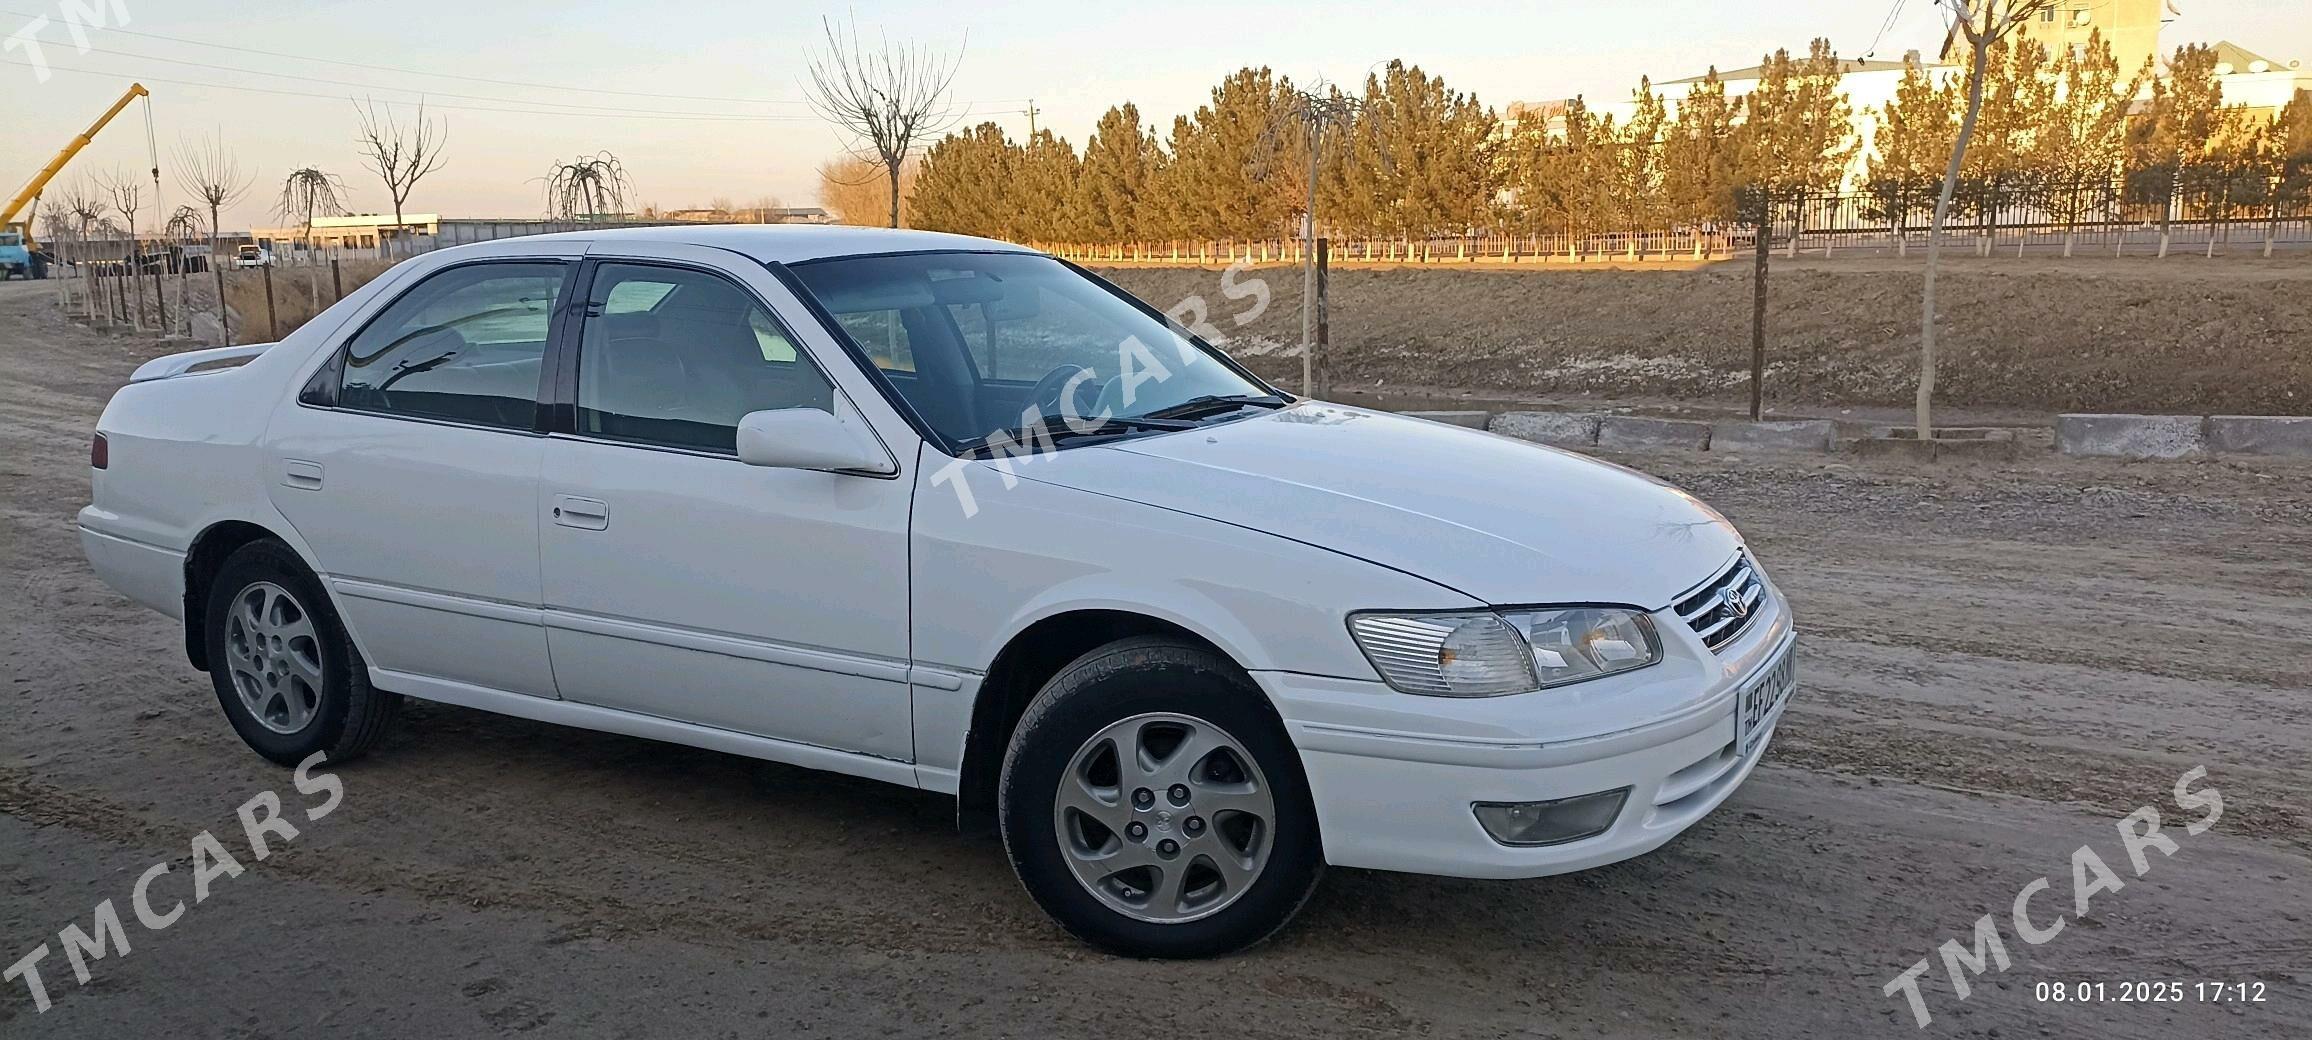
[1020,99,1040,137]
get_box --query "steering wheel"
[1025,364,1096,421]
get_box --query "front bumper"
[1258,590,1794,879]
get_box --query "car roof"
[513,224,1040,264]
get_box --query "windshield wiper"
[1139,393,1292,422]
[962,413,1195,458]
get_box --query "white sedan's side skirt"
[369,668,923,789]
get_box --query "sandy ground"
[2,278,2308,1038]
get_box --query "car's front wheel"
[203,540,400,767]
[998,636,1322,957]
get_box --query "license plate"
[1737,645,1796,760]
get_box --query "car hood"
[1019,402,1741,607]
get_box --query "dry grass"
[218,260,396,340]
[1101,255,2312,416]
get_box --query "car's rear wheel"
[204,540,400,766]
[998,636,1322,957]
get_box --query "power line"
[2,58,1022,125]
[0,6,794,104]
[0,7,1032,109]
[1864,0,1911,59]
[55,43,840,118]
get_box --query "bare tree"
[164,204,204,243]
[99,168,144,241]
[37,198,72,249]
[541,152,634,222]
[54,178,106,246]
[1287,84,1359,397]
[1917,0,2059,439]
[100,168,148,328]
[276,167,351,248]
[353,99,448,248]
[802,15,963,228]
[175,133,254,345]
[35,197,69,295]
[53,180,107,320]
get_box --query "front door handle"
[552,495,609,531]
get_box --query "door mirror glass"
[734,403,894,474]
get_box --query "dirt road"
[2,279,2306,1038]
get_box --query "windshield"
[786,252,1275,451]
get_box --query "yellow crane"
[1,83,151,278]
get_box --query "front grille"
[1673,552,1765,652]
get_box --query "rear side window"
[337,262,566,429]
[575,263,835,453]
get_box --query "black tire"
[998,635,1323,958]
[203,540,400,767]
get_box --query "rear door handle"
[281,459,324,491]
[552,494,609,531]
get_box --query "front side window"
[337,261,565,429]
[576,263,834,453]
[787,252,1276,451]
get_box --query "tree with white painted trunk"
[1917,0,2059,442]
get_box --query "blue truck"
[0,225,44,280]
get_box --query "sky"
[4,0,2308,232]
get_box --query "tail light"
[91,432,108,470]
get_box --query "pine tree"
[1160,68,1302,240]
[910,122,1016,238]
[1502,98,1619,254]
[1661,70,1744,226]
[2032,31,2147,247]
[1735,41,1860,194]
[2253,91,2312,254]
[2126,44,2228,245]
[1330,60,1499,242]
[1954,38,2057,248]
[1864,55,1959,238]
[1071,103,1164,244]
[1007,129,1082,242]
[1612,78,1670,236]
[1732,39,1860,240]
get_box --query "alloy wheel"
[1051,712,1276,924]
[223,581,325,735]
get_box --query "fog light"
[1472,788,1631,847]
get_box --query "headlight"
[1502,608,1663,688]
[1348,607,1662,697]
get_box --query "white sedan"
[80,225,1795,957]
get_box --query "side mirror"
[734,402,896,475]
